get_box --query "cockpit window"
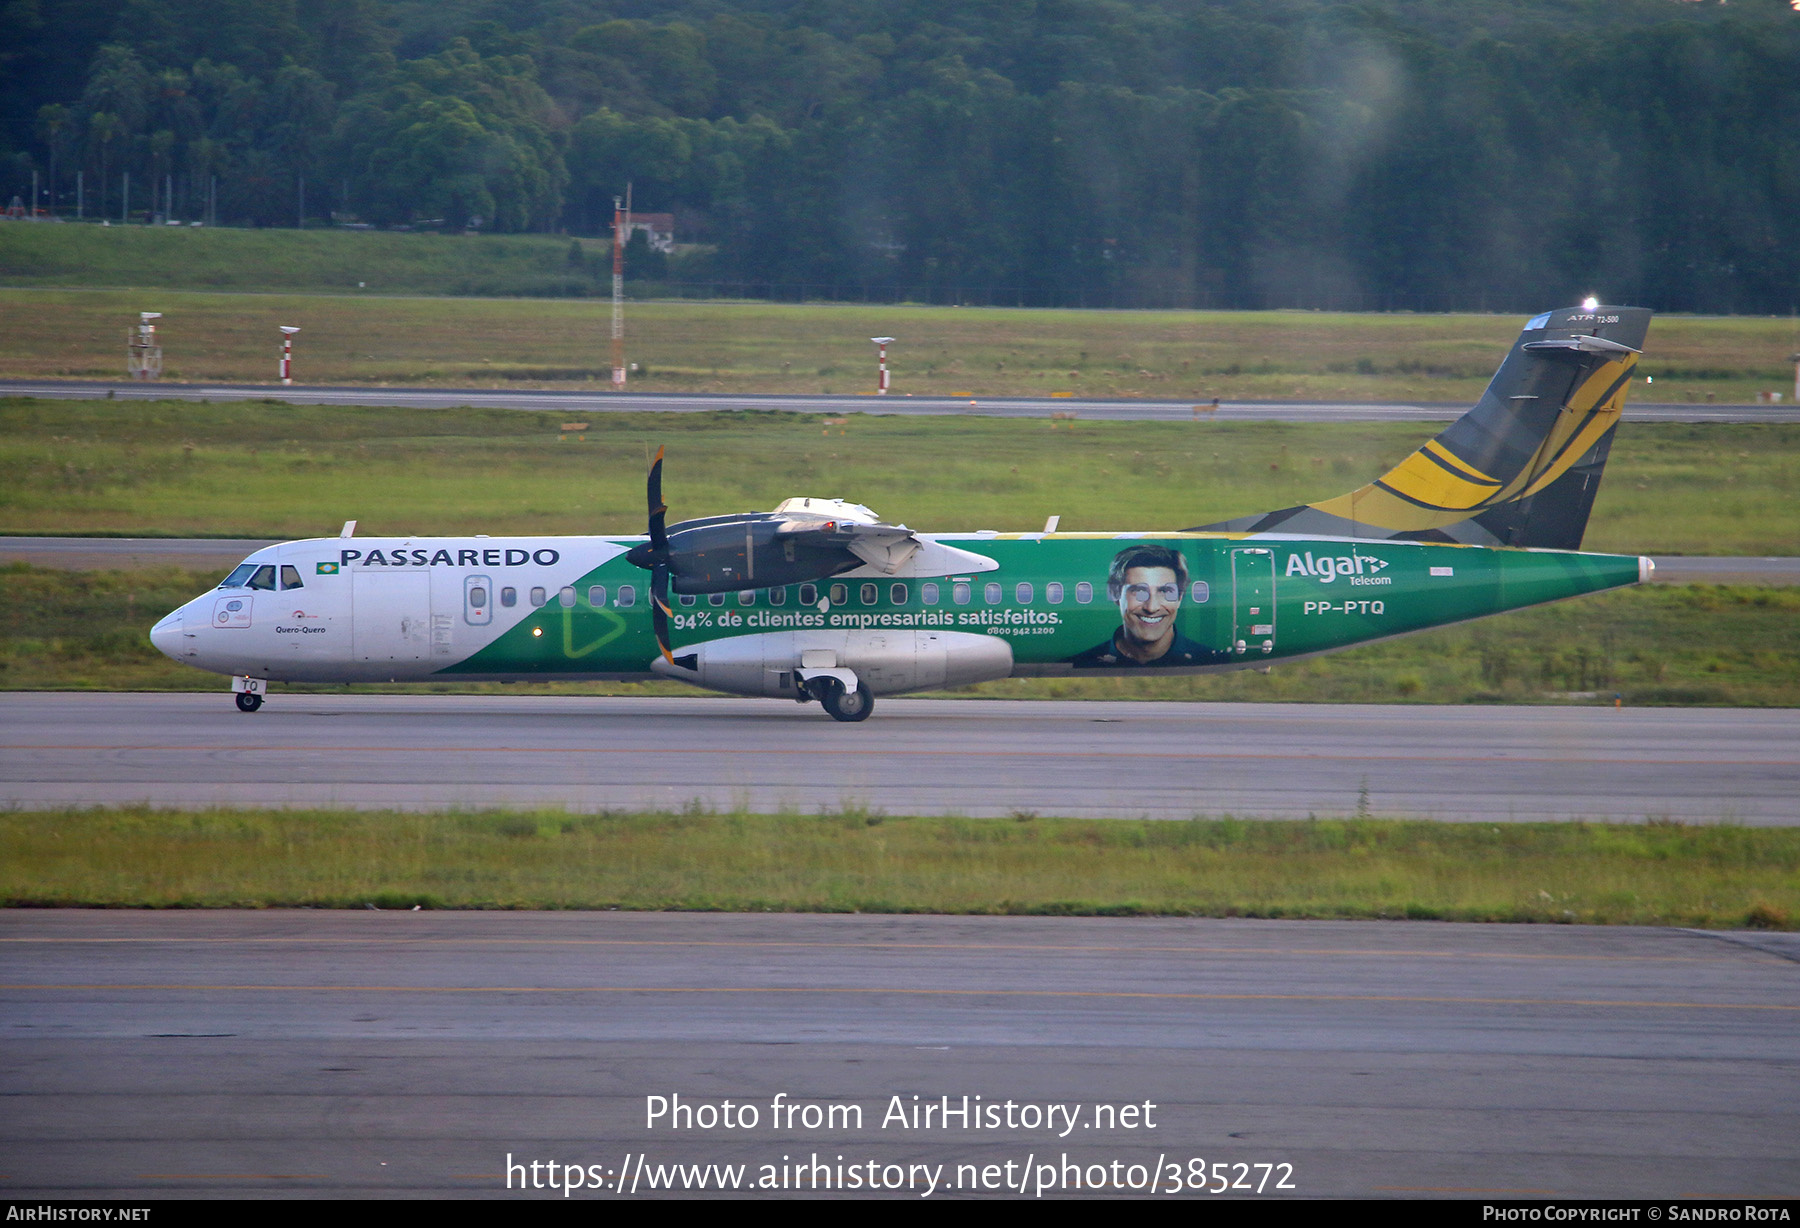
[246,565,278,591]
[219,564,257,588]
[279,565,303,591]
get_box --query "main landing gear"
[232,676,266,713]
[808,675,874,723]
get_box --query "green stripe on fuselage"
[438,535,1642,680]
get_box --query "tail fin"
[1194,304,1653,550]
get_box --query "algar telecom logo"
[1285,551,1392,585]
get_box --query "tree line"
[3,0,1797,313]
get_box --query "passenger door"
[1231,547,1276,656]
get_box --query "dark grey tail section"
[1467,410,1620,551]
[1194,305,1652,549]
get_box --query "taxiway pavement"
[3,693,1795,822]
[3,910,1795,1198]
[3,378,1792,424]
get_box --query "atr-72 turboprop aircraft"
[152,304,1654,721]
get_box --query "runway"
[4,535,1797,584]
[4,693,1796,822]
[3,910,1795,1198]
[3,377,1792,424]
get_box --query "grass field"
[4,564,1795,705]
[3,285,1798,404]
[4,397,1797,555]
[2,807,1791,927]
[0,223,608,297]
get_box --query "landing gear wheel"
[235,691,263,713]
[819,680,873,723]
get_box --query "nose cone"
[150,612,185,660]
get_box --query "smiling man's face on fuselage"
[1115,564,1182,663]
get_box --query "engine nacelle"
[627,498,1000,596]
[659,515,863,594]
[650,629,1014,698]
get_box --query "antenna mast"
[611,185,631,389]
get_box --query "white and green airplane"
[151,304,1654,721]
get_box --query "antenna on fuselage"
[339,521,357,538]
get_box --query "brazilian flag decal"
[316,561,340,574]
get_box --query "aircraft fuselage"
[152,531,1649,699]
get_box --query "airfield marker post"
[872,337,895,395]
[279,326,300,385]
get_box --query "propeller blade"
[647,446,667,552]
[625,445,668,572]
[651,562,674,663]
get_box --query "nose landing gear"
[231,676,267,713]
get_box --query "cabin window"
[1046,582,1064,604]
[709,592,726,607]
[588,585,606,607]
[739,590,756,606]
[860,582,878,605]
[1075,581,1093,604]
[922,582,940,605]
[500,587,517,608]
[678,593,696,607]
[279,565,304,591]
[984,582,1002,604]
[829,583,848,605]
[1191,581,1210,603]
[617,585,636,607]
[890,583,908,605]
[799,583,818,605]
[953,582,971,605]
[768,586,787,606]
[1016,582,1033,604]
[464,576,492,626]
[559,586,576,608]
[530,586,547,608]
[219,564,257,588]
[246,565,277,591]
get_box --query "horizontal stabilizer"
[1522,334,1641,356]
